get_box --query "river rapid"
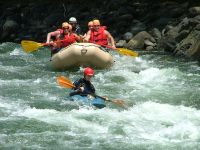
[1,42,200,150]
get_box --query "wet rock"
[116,40,126,48]
[149,28,161,39]
[146,46,154,51]
[123,32,133,41]
[144,39,155,46]
[1,20,21,40]
[125,31,152,49]
[188,7,200,17]
[175,30,189,43]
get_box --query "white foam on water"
[4,101,199,149]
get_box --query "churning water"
[1,42,200,150]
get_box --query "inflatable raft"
[50,43,114,70]
[63,95,106,109]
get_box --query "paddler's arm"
[46,31,61,43]
[51,37,62,47]
[69,87,84,96]
[83,30,91,43]
[73,33,83,42]
[104,30,116,49]
[103,97,109,101]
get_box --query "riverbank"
[1,0,200,62]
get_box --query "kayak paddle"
[57,76,129,105]
[88,40,138,57]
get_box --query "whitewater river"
[1,42,200,150]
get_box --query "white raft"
[50,43,114,69]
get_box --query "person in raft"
[69,17,82,36]
[51,22,82,54]
[83,21,93,39]
[84,19,116,52]
[69,68,109,101]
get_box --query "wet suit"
[69,78,95,96]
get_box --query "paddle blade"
[57,77,76,88]
[21,40,44,52]
[112,100,130,105]
[117,48,138,57]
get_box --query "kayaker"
[51,22,82,54]
[69,68,109,101]
[84,19,116,51]
[69,17,82,36]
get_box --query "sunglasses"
[88,26,93,28]
[63,27,69,30]
[93,25,100,27]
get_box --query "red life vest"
[90,26,108,45]
[60,33,76,47]
[57,29,63,34]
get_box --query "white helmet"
[69,17,77,23]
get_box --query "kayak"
[63,94,106,109]
[50,43,114,70]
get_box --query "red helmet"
[83,68,94,75]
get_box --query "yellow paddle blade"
[117,48,138,57]
[112,100,130,105]
[21,40,44,52]
[57,77,76,88]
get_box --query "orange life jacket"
[60,33,76,47]
[90,26,108,45]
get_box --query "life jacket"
[90,26,108,45]
[60,33,76,47]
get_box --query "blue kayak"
[63,95,106,109]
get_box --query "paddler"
[69,17,82,36]
[84,19,116,51]
[51,22,82,54]
[69,68,109,101]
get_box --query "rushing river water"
[1,42,200,150]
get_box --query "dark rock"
[107,1,121,11]
[101,18,113,27]
[44,13,64,26]
[6,6,21,13]
[169,8,185,18]
[130,22,146,36]
[19,31,38,40]
[67,4,79,14]
[2,20,21,39]
[30,4,46,14]
[79,5,88,12]
[155,17,172,27]
[175,30,189,43]
[118,6,138,18]
[118,14,133,23]
[6,14,22,24]
[0,12,14,20]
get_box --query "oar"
[57,77,129,105]
[88,40,138,57]
[21,38,76,53]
